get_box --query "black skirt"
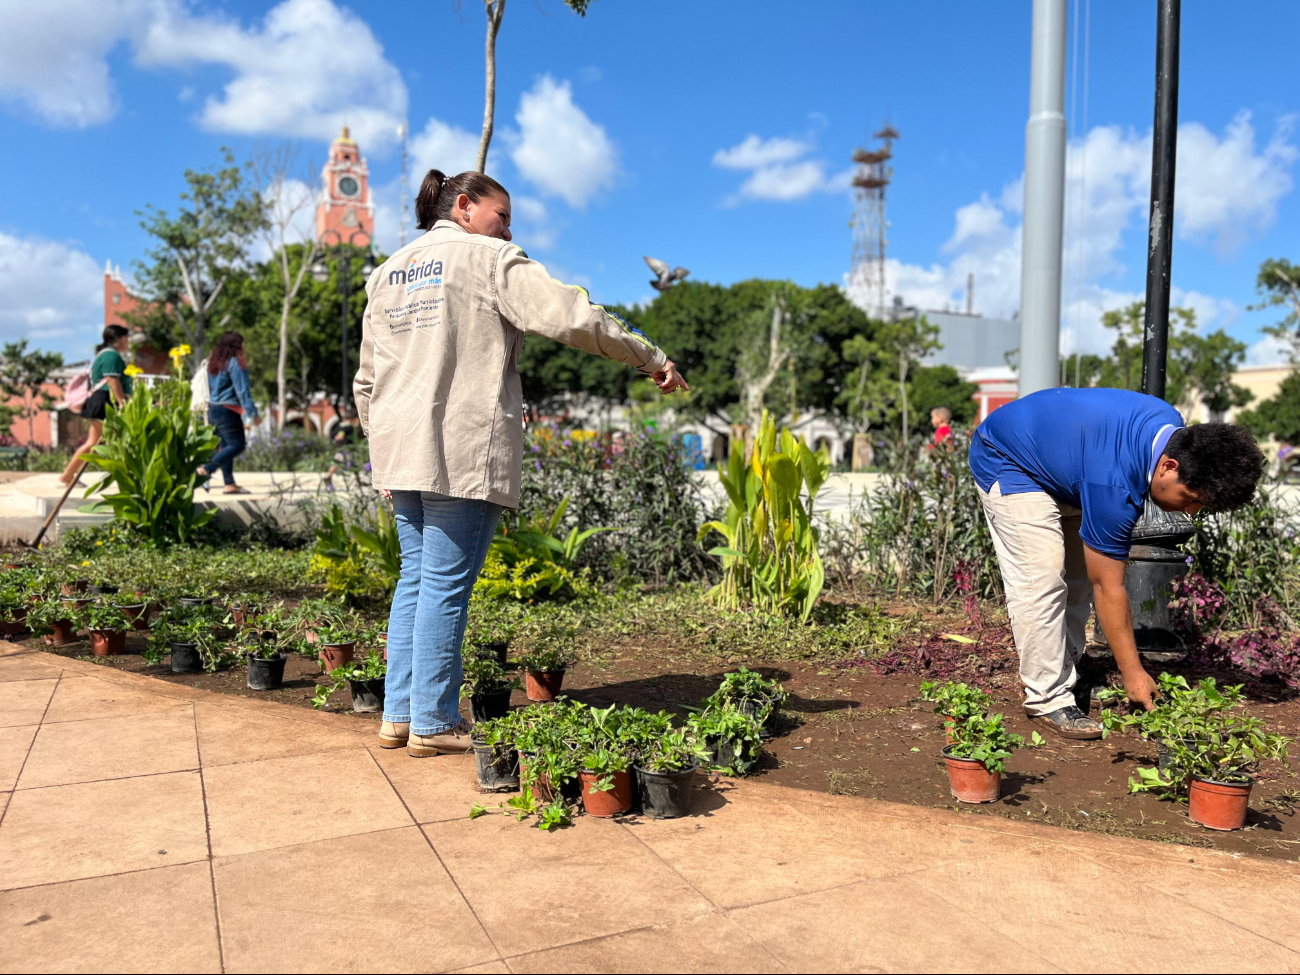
[81,388,111,422]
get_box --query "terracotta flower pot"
[118,603,149,631]
[89,629,127,657]
[1189,776,1252,831]
[319,641,355,672]
[942,746,1001,803]
[61,597,93,612]
[46,620,77,647]
[0,607,28,639]
[579,769,633,817]
[943,714,956,744]
[62,580,89,596]
[525,669,565,702]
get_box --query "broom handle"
[30,463,85,549]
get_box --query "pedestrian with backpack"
[59,325,133,486]
[197,331,259,494]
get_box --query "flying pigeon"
[644,256,690,291]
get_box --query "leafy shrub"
[699,411,829,621]
[920,680,991,722]
[475,501,606,602]
[516,424,716,584]
[310,501,400,605]
[947,712,1038,774]
[703,667,787,727]
[822,429,1001,603]
[312,649,387,709]
[82,381,220,547]
[240,426,369,473]
[687,703,764,775]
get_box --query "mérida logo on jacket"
[389,259,444,292]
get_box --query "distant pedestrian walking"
[197,331,259,495]
[931,406,953,446]
[60,325,134,486]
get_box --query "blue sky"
[2,0,1297,364]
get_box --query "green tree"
[1250,258,1300,361]
[0,340,63,445]
[130,148,265,358]
[1237,369,1300,446]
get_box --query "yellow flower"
[168,344,192,361]
[124,364,143,376]
[96,541,103,546]
[81,560,90,566]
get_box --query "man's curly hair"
[1162,423,1263,512]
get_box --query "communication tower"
[849,125,898,318]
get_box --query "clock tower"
[316,126,374,244]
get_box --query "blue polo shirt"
[969,388,1183,559]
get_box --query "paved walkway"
[2,644,1299,973]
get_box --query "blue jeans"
[205,406,246,486]
[384,491,501,735]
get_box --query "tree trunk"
[898,350,910,443]
[475,0,506,173]
[744,294,789,435]
[276,302,290,430]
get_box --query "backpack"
[64,350,110,412]
[190,357,211,414]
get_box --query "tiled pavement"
[2,646,1299,974]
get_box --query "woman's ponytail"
[414,169,447,230]
[413,168,509,232]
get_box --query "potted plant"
[149,604,226,673]
[289,597,351,644]
[921,680,993,742]
[113,597,151,631]
[1101,673,1244,774]
[0,582,30,639]
[519,624,573,702]
[73,603,131,657]
[85,575,120,597]
[943,713,1039,803]
[314,623,362,671]
[228,593,268,628]
[1111,677,1292,831]
[634,726,704,819]
[686,704,764,775]
[177,589,218,609]
[703,667,787,736]
[461,655,520,722]
[27,598,78,647]
[312,649,387,713]
[61,576,89,596]
[578,745,634,817]
[471,714,521,793]
[246,631,290,691]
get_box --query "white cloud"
[0,232,103,354]
[137,0,407,150]
[409,117,480,179]
[512,196,558,252]
[850,114,1298,357]
[0,0,408,150]
[712,132,847,204]
[507,75,618,208]
[0,0,151,127]
[1246,333,1292,366]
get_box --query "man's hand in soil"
[1084,543,1158,712]
[1122,667,1159,712]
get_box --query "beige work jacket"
[354,220,668,507]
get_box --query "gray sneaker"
[1028,705,1103,740]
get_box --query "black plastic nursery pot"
[178,596,214,609]
[634,763,700,819]
[1156,737,1199,773]
[86,583,119,596]
[739,696,777,738]
[170,642,202,674]
[349,677,386,713]
[246,653,288,691]
[470,688,512,722]
[472,740,520,792]
[475,642,509,666]
[705,737,757,771]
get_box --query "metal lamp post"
[312,230,376,414]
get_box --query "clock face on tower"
[338,175,360,198]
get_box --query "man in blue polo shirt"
[969,388,1264,739]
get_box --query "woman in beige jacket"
[355,168,687,757]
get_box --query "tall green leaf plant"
[83,382,220,546]
[698,410,829,621]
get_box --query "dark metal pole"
[1140,0,1180,400]
[340,252,350,412]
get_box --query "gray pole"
[1018,0,1068,397]
[1141,0,1180,400]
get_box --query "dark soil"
[21,617,1300,862]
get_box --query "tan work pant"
[976,482,1093,716]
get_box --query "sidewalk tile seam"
[365,745,507,966]
[0,856,211,894]
[0,671,60,830]
[493,908,728,963]
[13,763,202,793]
[194,705,227,975]
[1069,846,1300,960]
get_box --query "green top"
[91,348,132,397]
